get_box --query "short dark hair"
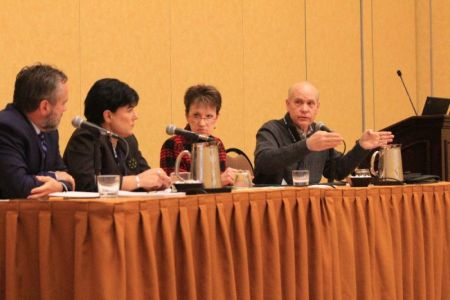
[13,63,67,113]
[184,84,222,114]
[84,78,139,125]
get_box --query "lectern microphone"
[396,70,418,116]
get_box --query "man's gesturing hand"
[306,131,344,151]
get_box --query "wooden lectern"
[376,115,450,180]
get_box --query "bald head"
[285,81,320,132]
[287,81,319,102]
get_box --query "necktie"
[39,133,48,161]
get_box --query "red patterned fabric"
[160,134,227,175]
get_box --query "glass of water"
[292,170,309,186]
[97,175,120,197]
[234,170,252,188]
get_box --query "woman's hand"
[138,168,171,191]
[221,167,238,186]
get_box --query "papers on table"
[49,191,100,198]
[117,191,150,197]
[119,190,185,197]
[49,189,185,198]
[308,184,334,189]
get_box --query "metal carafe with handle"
[370,144,404,182]
[175,141,222,188]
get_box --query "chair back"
[226,148,254,176]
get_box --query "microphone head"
[72,116,84,128]
[396,70,402,76]
[316,122,331,132]
[166,124,177,135]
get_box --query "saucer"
[348,176,372,187]
[173,182,205,194]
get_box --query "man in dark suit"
[0,64,75,199]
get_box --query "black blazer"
[0,103,67,198]
[63,127,150,192]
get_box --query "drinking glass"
[292,170,309,186]
[234,170,252,188]
[97,175,120,197]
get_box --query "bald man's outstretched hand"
[358,130,394,150]
[306,131,344,151]
[306,129,394,152]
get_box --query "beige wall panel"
[372,1,417,129]
[306,0,362,144]
[243,0,306,160]
[2,0,443,173]
[432,0,450,98]
[79,0,171,167]
[415,0,432,107]
[170,0,244,156]
[362,0,375,130]
[0,1,81,149]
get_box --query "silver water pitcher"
[370,144,404,182]
[175,141,222,188]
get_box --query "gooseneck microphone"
[166,124,215,142]
[316,122,332,133]
[315,122,336,182]
[71,116,121,139]
[315,122,348,185]
[316,122,346,153]
[396,70,418,116]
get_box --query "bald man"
[253,81,394,185]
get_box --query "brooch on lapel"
[127,157,138,170]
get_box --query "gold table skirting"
[1,184,449,299]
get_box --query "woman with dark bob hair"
[160,84,236,185]
[64,78,170,192]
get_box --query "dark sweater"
[253,114,370,185]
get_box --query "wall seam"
[371,0,376,129]
[415,0,418,103]
[241,0,246,152]
[304,0,308,80]
[429,0,433,95]
[78,0,82,113]
[360,0,365,131]
[169,0,173,123]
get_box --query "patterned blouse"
[160,133,227,176]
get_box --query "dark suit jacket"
[63,127,150,192]
[0,103,68,198]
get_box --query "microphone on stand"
[315,122,336,183]
[166,124,215,142]
[72,116,121,139]
[316,122,332,133]
[317,122,346,152]
[315,122,348,185]
[396,70,418,116]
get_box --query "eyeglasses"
[188,113,216,123]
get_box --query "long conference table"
[0,183,449,299]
